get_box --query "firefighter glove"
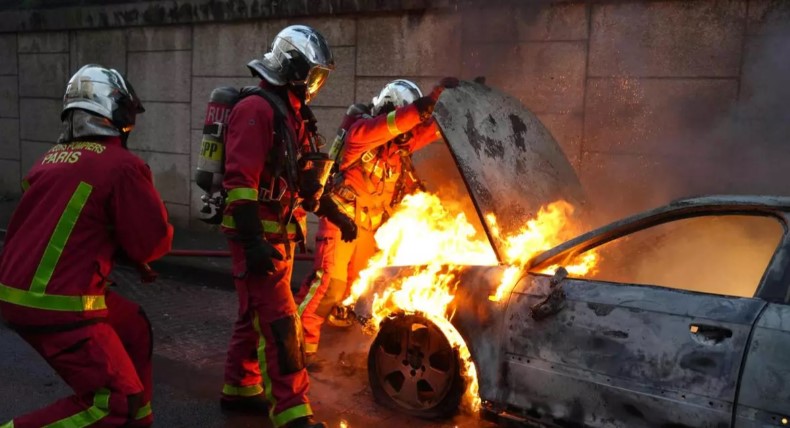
[413,96,437,121]
[232,202,284,274]
[315,194,358,242]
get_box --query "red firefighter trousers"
[222,241,312,427]
[295,217,377,354]
[5,291,153,428]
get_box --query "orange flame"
[344,191,597,413]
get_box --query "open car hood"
[430,81,585,262]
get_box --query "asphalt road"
[0,262,494,428]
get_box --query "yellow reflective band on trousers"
[0,420,13,428]
[0,182,107,312]
[222,383,264,397]
[221,216,298,235]
[135,402,152,420]
[386,110,401,135]
[253,314,313,427]
[297,270,323,317]
[42,388,110,428]
[226,187,259,204]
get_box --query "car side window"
[567,215,784,298]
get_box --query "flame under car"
[353,82,790,427]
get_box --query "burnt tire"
[367,314,466,419]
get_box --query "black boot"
[219,394,269,415]
[284,416,327,428]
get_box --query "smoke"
[408,1,790,227]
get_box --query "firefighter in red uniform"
[295,78,458,365]
[219,25,336,428]
[0,64,173,427]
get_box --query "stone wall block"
[0,159,21,197]
[310,47,355,108]
[18,32,68,53]
[19,98,62,142]
[18,53,68,97]
[463,41,586,114]
[190,76,255,130]
[0,119,20,160]
[0,76,18,117]
[460,5,516,42]
[272,16,356,46]
[357,12,461,76]
[134,151,190,205]
[0,34,17,75]
[589,1,746,77]
[516,2,588,41]
[192,21,271,77]
[128,50,191,102]
[20,140,53,174]
[584,78,738,157]
[127,102,191,154]
[748,0,790,36]
[70,30,127,74]
[739,35,790,119]
[165,202,190,228]
[128,25,192,51]
[536,112,583,170]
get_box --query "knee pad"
[270,314,306,374]
[315,279,347,318]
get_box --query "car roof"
[530,194,790,269]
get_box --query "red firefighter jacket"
[334,103,440,229]
[221,80,310,242]
[0,137,173,327]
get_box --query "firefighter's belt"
[0,282,106,312]
[221,216,298,235]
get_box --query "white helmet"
[247,25,335,103]
[371,79,422,116]
[59,64,145,144]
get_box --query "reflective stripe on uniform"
[386,111,400,135]
[0,420,13,428]
[222,383,264,397]
[221,216,298,235]
[226,188,259,204]
[30,182,93,294]
[252,315,313,427]
[135,402,152,420]
[272,403,312,428]
[0,182,106,313]
[42,388,110,428]
[0,283,105,311]
[297,270,323,317]
[304,342,318,354]
[20,180,30,192]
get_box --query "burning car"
[348,82,790,427]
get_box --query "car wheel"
[367,313,466,419]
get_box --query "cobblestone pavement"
[0,264,495,428]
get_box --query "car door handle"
[689,324,733,343]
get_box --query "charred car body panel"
[359,81,790,426]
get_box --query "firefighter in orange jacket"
[295,78,458,363]
[0,64,173,427]
[218,25,334,428]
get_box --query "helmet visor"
[305,66,331,101]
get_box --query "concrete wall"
[1,0,789,230]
